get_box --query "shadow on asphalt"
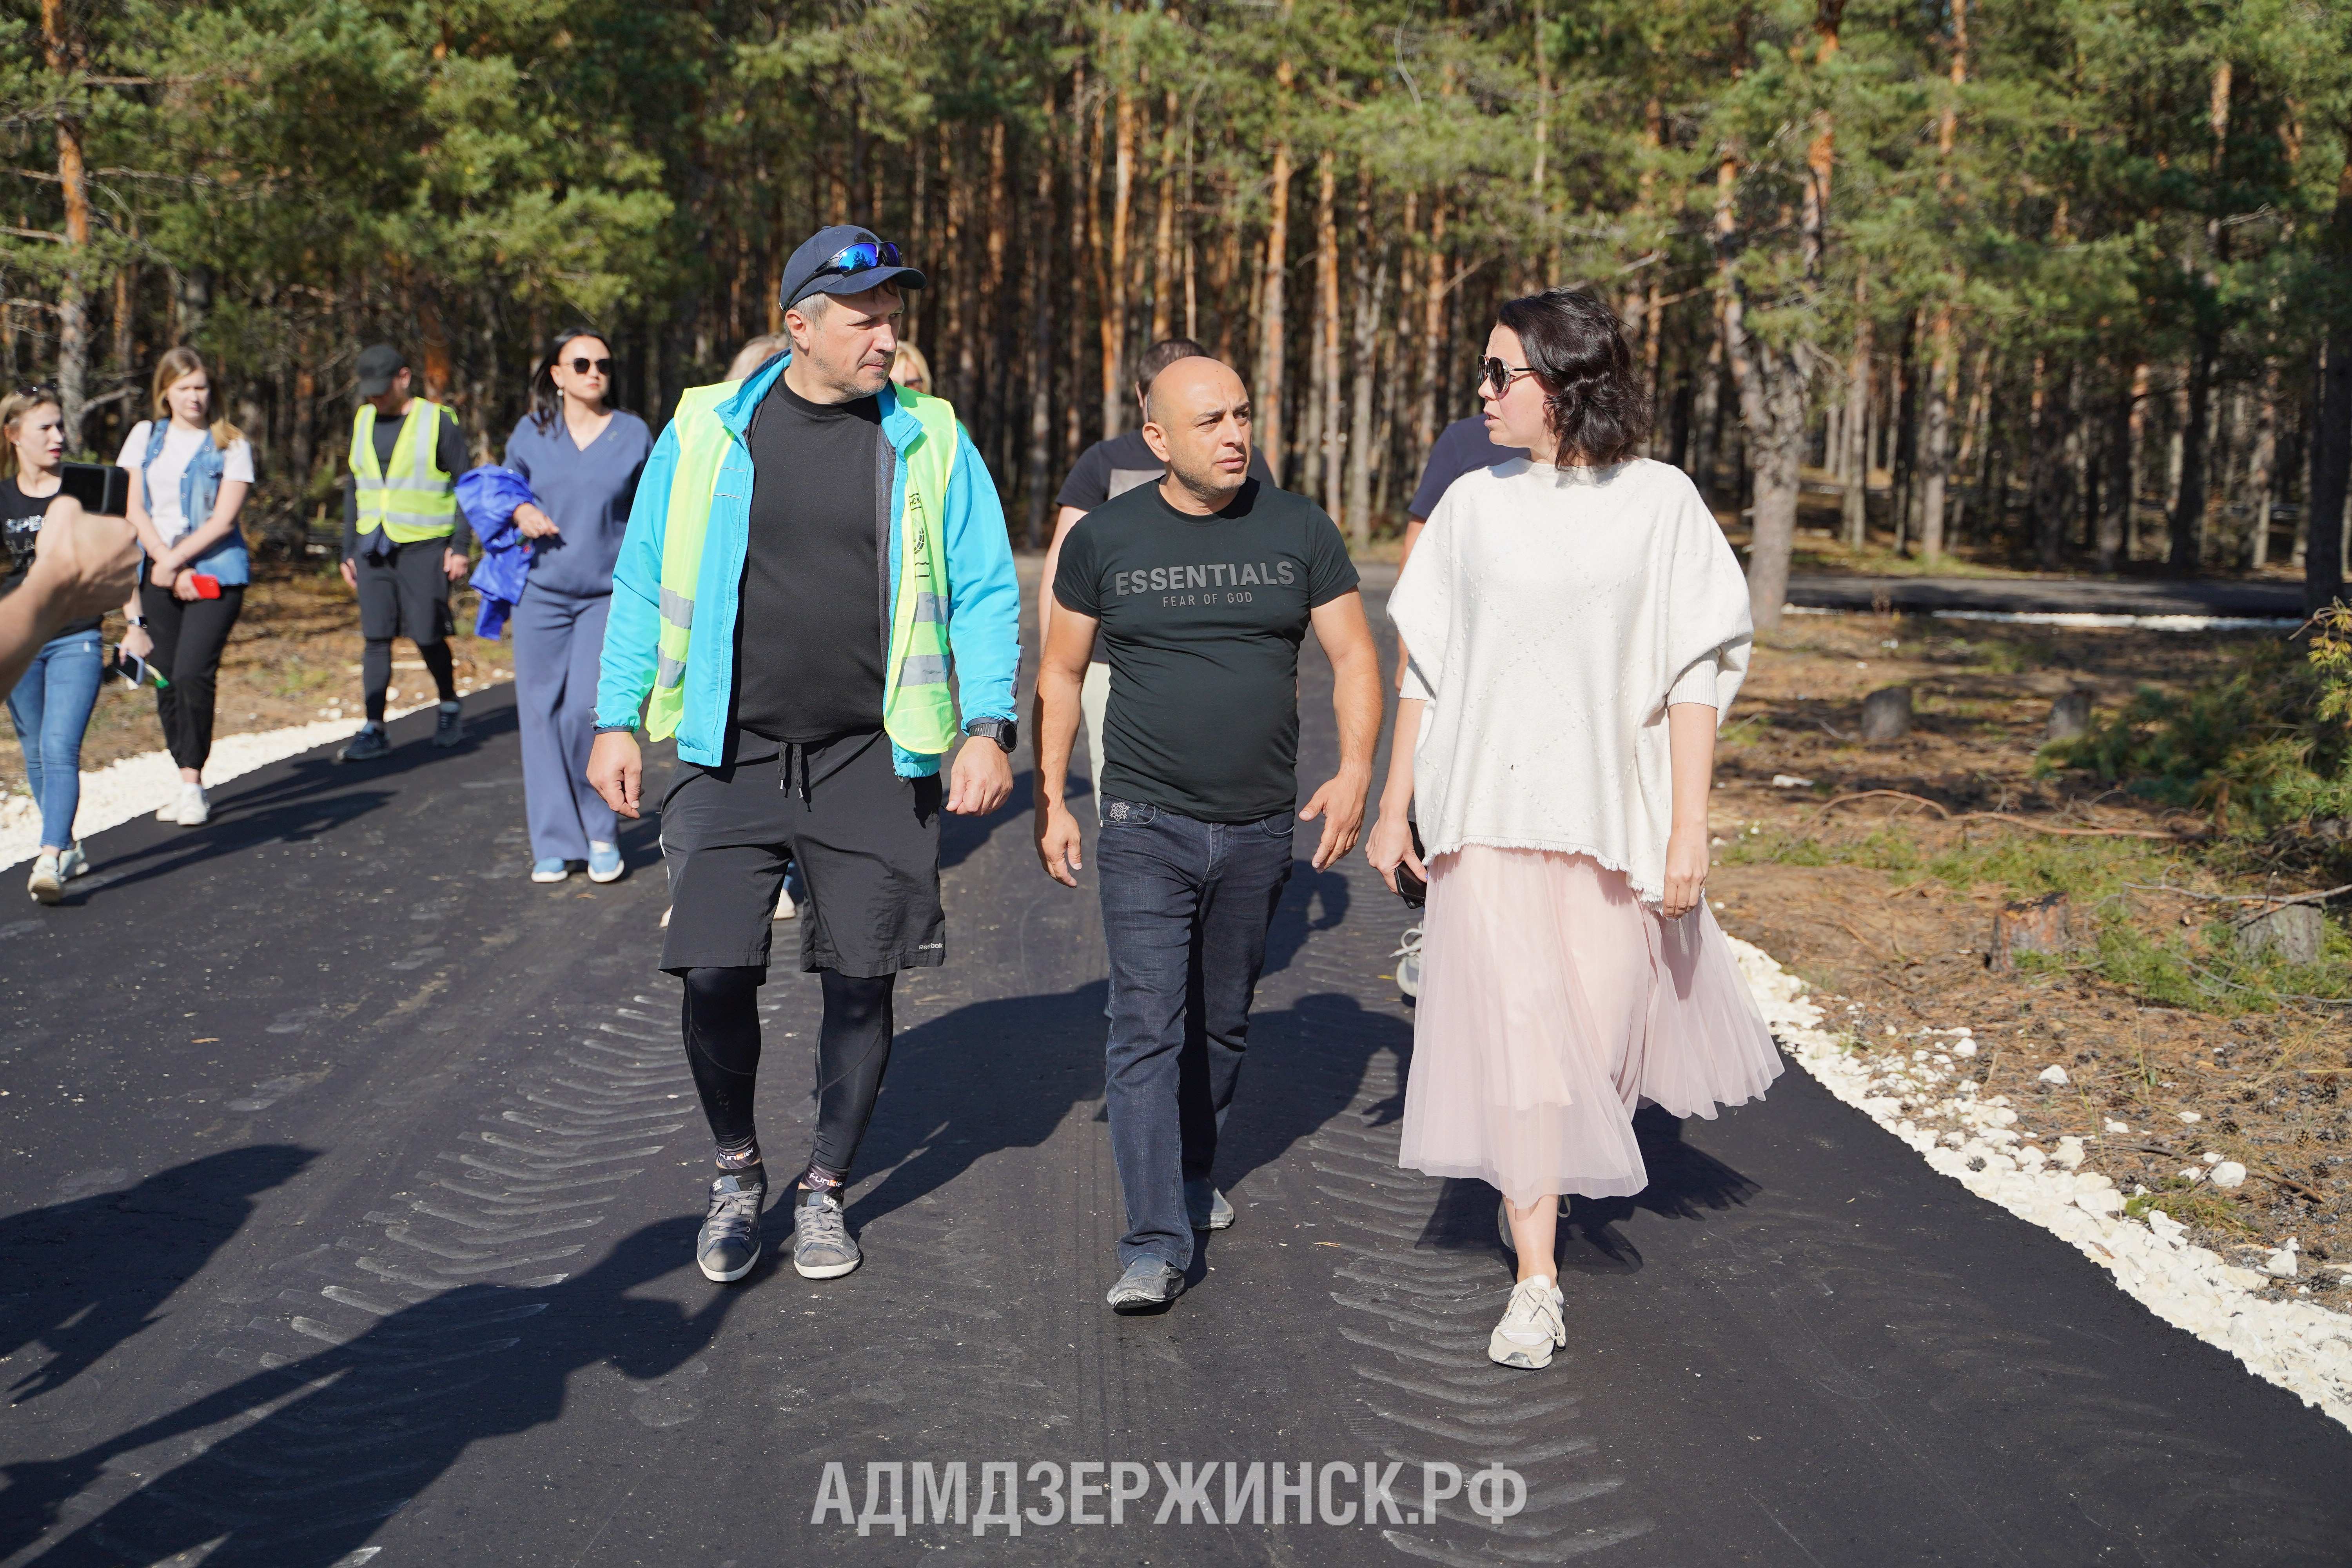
[0,1147,316,1407]
[0,1218,728,1568]
[1412,1105,1765,1273]
[66,705,523,902]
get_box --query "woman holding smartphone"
[504,330,650,883]
[1367,289,1781,1371]
[119,348,254,829]
[4,388,136,900]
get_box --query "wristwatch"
[964,717,1017,754]
[125,614,147,628]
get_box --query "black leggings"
[362,637,456,724]
[680,967,897,1179]
[140,582,244,772]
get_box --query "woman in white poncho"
[1366,289,1782,1370]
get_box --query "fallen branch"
[1812,790,2189,840]
[2125,1143,2328,1203]
[2122,881,2352,910]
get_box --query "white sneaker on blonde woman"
[1488,1276,1565,1369]
[174,782,209,827]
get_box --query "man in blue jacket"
[587,226,1020,1287]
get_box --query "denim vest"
[144,421,249,586]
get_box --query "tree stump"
[2236,904,2326,966]
[2046,688,2092,742]
[1993,892,2073,971]
[1859,684,1913,742]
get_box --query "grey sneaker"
[1184,1180,1235,1231]
[338,725,390,762]
[791,1188,861,1279]
[1394,925,1423,999]
[1105,1258,1184,1312]
[1489,1276,1566,1369]
[695,1169,765,1283]
[433,700,463,748]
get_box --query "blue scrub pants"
[512,583,616,863]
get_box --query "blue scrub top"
[502,410,653,598]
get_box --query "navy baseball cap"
[356,343,407,397]
[779,225,926,313]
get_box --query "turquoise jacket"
[593,354,1020,775]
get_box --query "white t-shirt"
[116,421,256,542]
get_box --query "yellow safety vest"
[350,399,459,544]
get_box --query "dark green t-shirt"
[1053,476,1358,822]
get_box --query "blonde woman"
[119,348,255,827]
[889,343,931,393]
[724,334,785,384]
[3,389,137,899]
[1367,289,1782,1370]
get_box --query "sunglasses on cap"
[566,356,614,376]
[1479,357,1537,395]
[816,240,903,280]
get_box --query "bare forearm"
[1032,662,1084,810]
[1380,697,1423,812]
[1331,653,1381,784]
[1666,702,1717,833]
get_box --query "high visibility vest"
[645,381,961,757]
[350,400,459,544]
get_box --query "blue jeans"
[1096,796,1294,1271]
[512,584,617,862]
[6,629,103,850]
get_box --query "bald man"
[1034,357,1384,1311]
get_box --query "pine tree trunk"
[2247,365,2278,568]
[1315,151,1342,523]
[2305,144,2352,612]
[1101,85,1134,437]
[1025,107,1056,549]
[1151,89,1176,345]
[1345,168,1385,550]
[42,0,91,453]
[1255,81,1293,486]
[2099,363,2132,572]
[1416,194,1446,476]
[1843,291,1871,548]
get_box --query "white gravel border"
[1730,934,2352,1431]
[0,699,440,872]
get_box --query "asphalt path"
[1784,574,2305,619]
[3,583,2348,1567]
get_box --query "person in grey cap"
[337,343,470,761]
[587,225,1022,1287]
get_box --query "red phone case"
[188,573,221,599]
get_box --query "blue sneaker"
[530,857,570,884]
[587,841,624,883]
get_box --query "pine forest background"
[7,0,2352,626]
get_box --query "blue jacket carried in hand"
[458,466,537,638]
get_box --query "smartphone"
[186,573,221,599]
[108,647,169,689]
[1394,821,1428,908]
[58,461,130,517]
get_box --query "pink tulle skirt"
[1398,846,1784,1205]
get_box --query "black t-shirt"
[2,477,100,638]
[730,375,886,747]
[1054,477,1358,822]
[1408,414,1525,520]
[1055,427,1277,512]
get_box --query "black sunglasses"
[1479,357,1536,395]
[567,356,615,376]
[13,384,58,403]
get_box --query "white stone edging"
[1728,935,2352,1432]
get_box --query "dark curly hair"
[1493,287,1649,465]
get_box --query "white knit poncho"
[1388,457,1754,906]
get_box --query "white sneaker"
[773,884,797,921]
[1488,1276,1566,1369]
[154,795,179,823]
[56,842,87,881]
[174,782,209,827]
[27,853,61,904]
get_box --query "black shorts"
[355,539,456,644]
[658,730,945,978]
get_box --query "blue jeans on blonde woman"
[7,629,103,849]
